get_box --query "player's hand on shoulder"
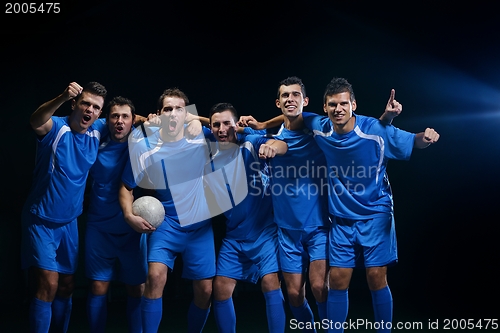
[185,119,202,138]
[238,115,262,129]
[146,113,161,126]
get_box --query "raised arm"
[119,182,156,233]
[379,89,402,124]
[30,82,83,136]
[414,128,440,149]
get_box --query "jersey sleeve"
[372,120,415,161]
[302,112,327,131]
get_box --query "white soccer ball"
[132,196,165,228]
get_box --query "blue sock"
[264,289,285,333]
[371,286,393,333]
[87,294,107,333]
[187,301,210,333]
[289,298,316,333]
[213,297,236,333]
[51,295,72,333]
[327,289,349,333]
[127,296,143,333]
[30,297,52,333]
[142,297,162,333]
[316,300,327,322]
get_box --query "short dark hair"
[209,102,238,123]
[157,88,189,111]
[79,81,107,101]
[323,77,355,103]
[277,76,306,98]
[106,96,135,119]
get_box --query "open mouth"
[116,125,124,133]
[168,120,178,131]
[83,114,92,122]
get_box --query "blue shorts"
[148,221,216,280]
[217,224,279,283]
[21,211,78,274]
[278,226,328,274]
[329,213,397,268]
[85,225,147,285]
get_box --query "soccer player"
[205,102,287,333]
[21,81,108,333]
[119,88,213,333]
[241,77,330,332]
[85,96,147,333]
[301,77,440,332]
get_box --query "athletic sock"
[316,300,327,322]
[87,294,107,333]
[289,298,316,333]
[213,297,236,333]
[29,297,51,333]
[141,297,162,333]
[51,295,72,333]
[264,288,286,333]
[371,286,393,333]
[187,301,210,333]
[127,296,143,333]
[327,289,349,333]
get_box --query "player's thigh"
[182,224,216,280]
[117,232,148,286]
[85,226,116,281]
[359,213,397,268]
[277,227,309,274]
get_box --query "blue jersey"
[87,135,134,233]
[26,116,107,223]
[269,124,329,230]
[122,128,211,231]
[205,134,274,241]
[302,112,416,219]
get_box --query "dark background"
[1,1,499,331]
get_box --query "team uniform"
[85,133,147,333]
[122,127,215,279]
[21,115,107,333]
[22,116,107,273]
[244,124,330,326]
[121,126,215,332]
[302,112,415,268]
[205,131,285,333]
[264,125,330,273]
[86,134,147,285]
[302,111,416,333]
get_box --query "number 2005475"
[5,3,60,14]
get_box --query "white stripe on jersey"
[354,126,384,184]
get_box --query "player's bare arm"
[30,82,83,136]
[119,182,156,233]
[414,128,440,149]
[258,139,288,159]
[237,114,285,131]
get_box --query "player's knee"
[366,268,387,290]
